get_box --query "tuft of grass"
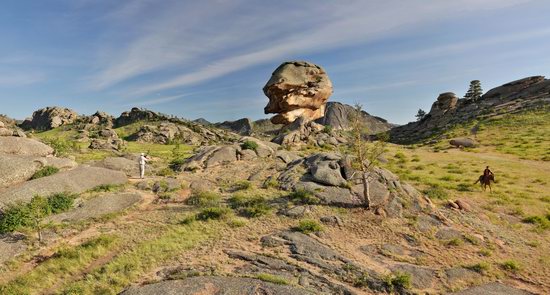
[255,273,289,285]
[30,166,59,180]
[445,238,464,247]
[288,189,320,205]
[195,207,232,221]
[90,183,124,193]
[353,272,371,288]
[500,260,521,272]
[241,140,259,151]
[293,219,323,234]
[186,191,221,208]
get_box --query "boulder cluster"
[390,76,550,143]
[263,61,333,125]
[21,106,78,131]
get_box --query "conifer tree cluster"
[464,80,483,101]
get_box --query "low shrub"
[294,219,323,234]
[322,125,333,134]
[169,158,186,171]
[42,138,78,157]
[186,191,221,208]
[195,207,232,221]
[288,189,320,205]
[229,194,270,218]
[500,260,521,272]
[255,273,289,285]
[30,166,59,180]
[522,215,550,230]
[90,184,123,193]
[241,140,259,151]
[466,262,490,274]
[47,192,75,213]
[383,271,412,291]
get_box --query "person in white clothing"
[139,153,149,179]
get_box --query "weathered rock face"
[449,137,477,148]
[88,111,114,127]
[263,61,333,125]
[129,122,232,145]
[122,276,311,295]
[0,137,54,156]
[89,128,124,150]
[278,152,431,215]
[389,76,550,143]
[215,118,253,136]
[0,115,26,137]
[115,107,166,128]
[272,116,347,147]
[20,106,78,131]
[315,102,394,133]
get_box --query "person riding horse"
[475,166,495,192]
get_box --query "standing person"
[139,153,149,179]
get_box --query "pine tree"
[464,80,483,101]
[415,109,426,121]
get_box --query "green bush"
[195,207,232,221]
[423,186,448,200]
[47,193,75,213]
[90,184,123,193]
[255,273,289,285]
[322,125,333,134]
[229,194,270,218]
[241,140,259,151]
[522,215,550,230]
[0,193,75,234]
[169,158,186,171]
[466,262,490,274]
[294,219,323,234]
[288,189,320,205]
[30,166,59,180]
[186,191,221,208]
[383,271,411,291]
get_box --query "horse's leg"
[488,183,492,193]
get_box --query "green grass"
[383,271,412,291]
[30,166,59,180]
[522,215,550,231]
[500,260,521,272]
[89,184,125,193]
[231,180,253,191]
[229,194,270,218]
[288,189,320,205]
[293,219,323,234]
[254,273,290,285]
[466,262,491,274]
[0,235,117,294]
[186,191,222,208]
[241,140,258,151]
[60,222,218,294]
[195,207,232,221]
[423,185,449,200]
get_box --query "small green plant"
[423,185,448,200]
[500,260,521,272]
[30,166,59,180]
[42,137,78,157]
[478,248,493,257]
[294,219,323,234]
[241,140,259,151]
[47,192,75,213]
[195,207,231,221]
[157,167,175,176]
[383,271,412,291]
[353,272,371,288]
[255,273,289,285]
[446,238,464,247]
[322,125,333,134]
[264,179,279,189]
[186,191,221,208]
[169,158,186,171]
[288,189,320,205]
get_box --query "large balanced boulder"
[0,166,127,208]
[121,276,311,295]
[0,137,53,156]
[20,106,78,131]
[263,61,333,125]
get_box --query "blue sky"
[1,0,550,124]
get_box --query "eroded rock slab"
[49,193,142,222]
[121,276,312,295]
[0,234,27,264]
[0,166,127,208]
[450,282,534,295]
[0,137,53,156]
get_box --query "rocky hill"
[389,76,550,143]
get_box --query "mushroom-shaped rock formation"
[263,61,333,125]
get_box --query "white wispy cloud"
[0,72,45,87]
[89,0,531,97]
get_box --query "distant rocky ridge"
[20,106,78,131]
[390,76,550,143]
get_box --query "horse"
[474,174,495,192]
